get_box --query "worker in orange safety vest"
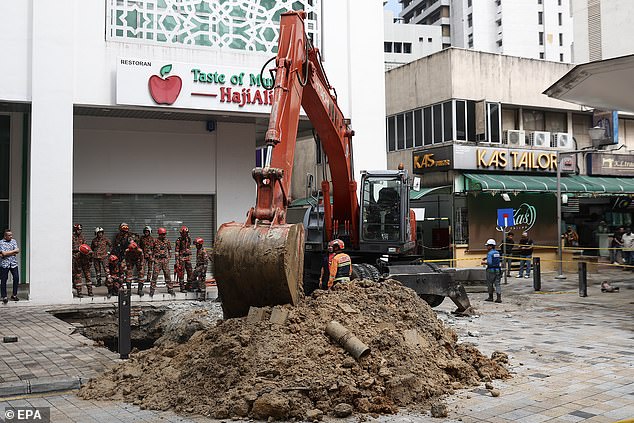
[327,239,352,289]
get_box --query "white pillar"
[215,122,256,228]
[29,0,74,303]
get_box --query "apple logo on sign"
[148,64,182,105]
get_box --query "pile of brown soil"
[79,280,509,420]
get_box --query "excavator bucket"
[213,221,305,318]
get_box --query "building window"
[558,12,563,25]
[467,0,472,6]
[443,101,453,142]
[394,42,402,53]
[538,11,543,25]
[538,0,542,4]
[497,39,503,47]
[539,32,544,45]
[433,104,443,143]
[559,33,563,46]
[423,107,432,145]
[414,109,423,147]
[404,42,412,54]
[560,53,564,62]
[456,100,466,141]
[384,42,392,53]
[428,37,433,42]
[467,13,472,27]
[496,19,502,26]
[540,52,544,59]
[487,103,501,143]
[387,116,396,151]
[468,39,473,48]
[558,0,562,4]
[405,111,414,149]
[396,114,405,149]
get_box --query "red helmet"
[79,244,91,254]
[158,227,167,235]
[109,254,118,263]
[73,224,82,231]
[195,237,204,245]
[119,223,129,232]
[128,241,138,250]
[329,239,345,251]
[180,226,189,233]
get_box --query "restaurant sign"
[413,144,575,174]
[587,153,634,177]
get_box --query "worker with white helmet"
[481,238,502,303]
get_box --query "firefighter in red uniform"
[106,254,125,298]
[151,227,173,296]
[124,241,145,295]
[327,239,352,289]
[175,226,193,292]
[193,237,209,301]
[73,244,93,297]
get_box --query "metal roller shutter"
[73,194,215,282]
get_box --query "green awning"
[465,173,634,194]
[410,185,452,200]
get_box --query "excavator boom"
[214,11,357,318]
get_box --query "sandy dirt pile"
[79,280,509,420]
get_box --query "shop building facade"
[386,48,634,270]
[1,0,387,303]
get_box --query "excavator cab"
[359,170,415,255]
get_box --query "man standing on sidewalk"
[517,231,534,279]
[0,229,20,303]
[622,227,634,270]
[481,238,502,303]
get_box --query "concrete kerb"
[0,376,83,398]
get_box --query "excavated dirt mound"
[79,280,510,420]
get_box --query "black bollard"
[533,257,541,291]
[578,261,588,297]
[118,289,131,359]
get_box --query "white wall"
[29,0,74,304]
[215,122,256,227]
[74,116,216,194]
[384,10,442,69]
[0,2,31,102]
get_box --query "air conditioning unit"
[552,132,572,149]
[529,131,551,148]
[504,130,526,146]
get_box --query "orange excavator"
[213,11,471,318]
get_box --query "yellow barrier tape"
[503,243,631,251]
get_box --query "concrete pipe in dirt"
[325,320,370,360]
[213,221,305,318]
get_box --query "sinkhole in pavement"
[49,304,170,353]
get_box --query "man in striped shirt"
[0,229,20,303]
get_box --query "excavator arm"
[214,11,358,318]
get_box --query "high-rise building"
[571,0,634,62]
[384,10,443,69]
[399,0,573,62]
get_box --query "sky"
[384,0,402,15]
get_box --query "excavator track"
[213,222,305,318]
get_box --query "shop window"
[443,101,453,142]
[396,114,405,150]
[384,42,392,53]
[414,109,423,147]
[433,104,443,144]
[423,107,433,145]
[405,111,414,149]
[387,116,396,151]
[0,116,9,231]
[456,100,466,141]
[487,103,501,143]
[73,194,216,275]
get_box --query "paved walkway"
[0,271,631,422]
